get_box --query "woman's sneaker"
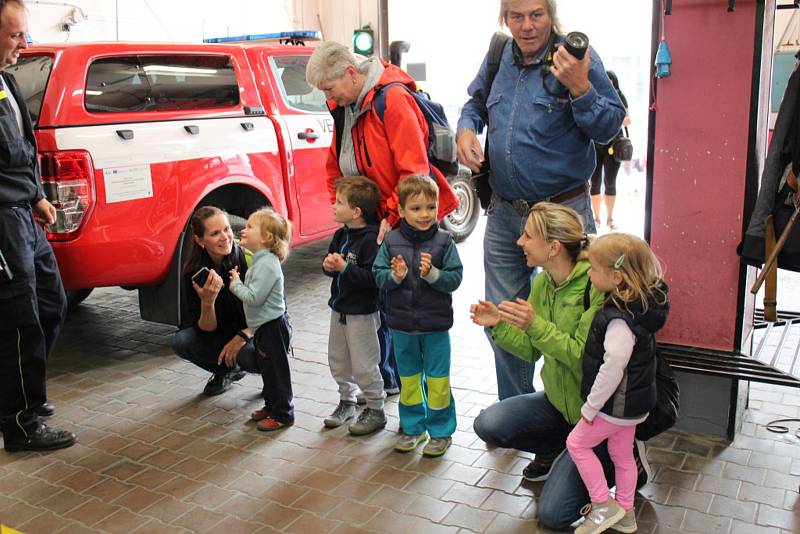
[574,499,625,534]
[634,439,652,489]
[348,408,387,436]
[612,509,638,534]
[324,401,357,428]
[394,431,428,452]
[522,450,563,482]
[422,437,452,457]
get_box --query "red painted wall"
[651,0,756,350]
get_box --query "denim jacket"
[457,39,626,201]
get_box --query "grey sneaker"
[348,408,387,436]
[324,401,356,428]
[422,437,452,457]
[574,499,625,534]
[394,431,428,452]
[612,509,637,534]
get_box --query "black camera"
[563,31,589,60]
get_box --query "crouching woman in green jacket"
[470,202,613,530]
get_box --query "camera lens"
[564,31,589,60]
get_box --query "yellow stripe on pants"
[399,373,423,406]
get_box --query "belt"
[501,183,588,215]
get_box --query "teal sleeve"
[229,260,278,306]
[372,242,400,290]
[426,241,463,294]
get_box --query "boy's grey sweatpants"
[328,310,385,410]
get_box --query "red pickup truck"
[9,36,479,325]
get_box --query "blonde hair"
[397,174,438,208]
[589,233,666,314]
[498,0,562,33]
[249,208,291,262]
[527,202,590,262]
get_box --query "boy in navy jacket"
[323,176,387,435]
[373,174,463,457]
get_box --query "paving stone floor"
[1,215,800,533]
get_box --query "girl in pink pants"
[567,233,670,534]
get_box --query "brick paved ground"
[1,211,799,533]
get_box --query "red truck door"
[262,52,336,238]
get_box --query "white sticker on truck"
[104,164,153,204]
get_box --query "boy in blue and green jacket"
[373,174,463,457]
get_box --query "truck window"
[86,55,239,113]
[5,55,53,126]
[272,55,327,113]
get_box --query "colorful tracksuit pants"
[393,330,456,439]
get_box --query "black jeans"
[0,206,67,439]
[255,313,294,424]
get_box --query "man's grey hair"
[498,0,562,34]
[306,41,367,87]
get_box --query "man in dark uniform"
[0,0,75,452]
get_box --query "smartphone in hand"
[192,266,210,287]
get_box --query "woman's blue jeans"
[473,391,614,530]
[172,328,259,375]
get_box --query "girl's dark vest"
[581,304,660,419]
[383,221,453,332]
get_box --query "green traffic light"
[353,28,374,55]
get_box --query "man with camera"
[456,0,625,401]
[0,0,76,452]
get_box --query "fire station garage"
[0,1,799,533]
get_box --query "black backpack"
[475,32,510,209]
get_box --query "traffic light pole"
[378,0,389,60]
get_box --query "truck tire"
[442,169,481,243]
[66,288,93,310]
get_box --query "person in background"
[322,176,387,436]
[590,70,630,230]
[373,174,463,457]
[0,0,76,452]
[307,40,460,398]
[456,0,625,401]
[229,208,294,431]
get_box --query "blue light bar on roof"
[204,30,321,44]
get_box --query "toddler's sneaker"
[348,408,387,436]
[394,431,428,452]
[256,417,292,432]
[422,436,452,457]
[612,509,637,534]
[324,401,357,428]
[250,406,271,421]
[574,499,625,534]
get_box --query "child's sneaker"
[394,431,428,452]
[422,437,452,457]
[348,408,387,436]
[324,401,357,428]
[256,417,292,432]
[612,509,637,534]
[250,407,271,421]
[574,499,625,534]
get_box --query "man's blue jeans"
[473,391,614,530]
[172,328,260,375]
[483,191,596,400]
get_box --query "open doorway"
[387,0,653,237]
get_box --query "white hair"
[498,0,562,33]
[306,41,365,87]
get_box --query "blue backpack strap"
[372,81,409,122]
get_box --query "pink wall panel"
[651,0,756,350]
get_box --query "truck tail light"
[39,150,95,240]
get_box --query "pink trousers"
[566,417,636,510]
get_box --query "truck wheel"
[442,170,481,243]
[66,288,93,310]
